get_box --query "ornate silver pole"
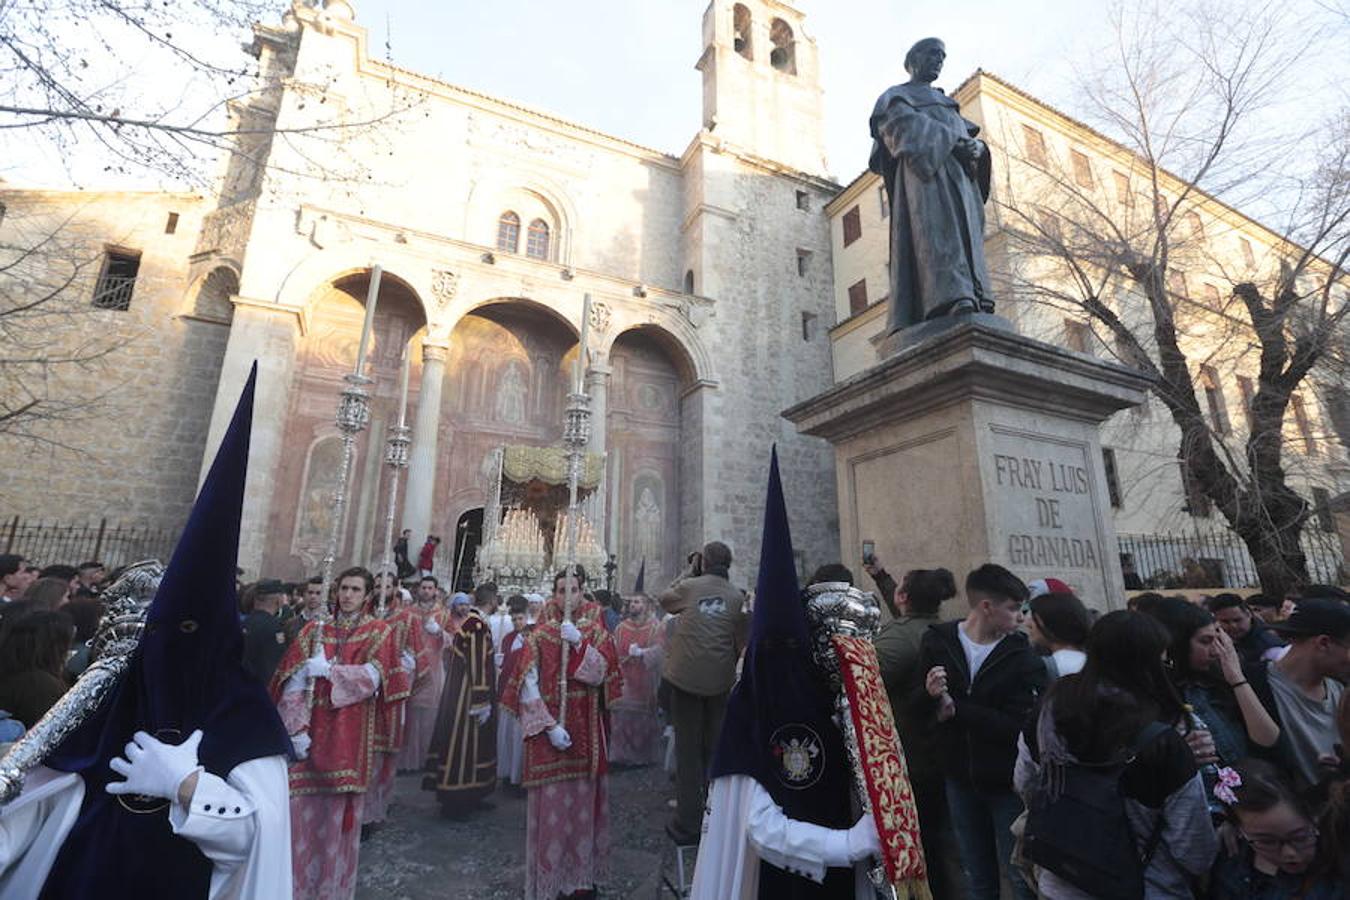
[310,264,382,705]
[376,346,412,618]
[557,294,592,730]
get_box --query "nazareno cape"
[39,365,294,898]
[705,448,856,898]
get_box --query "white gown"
[0,755,291,899]
[689,774,873,900]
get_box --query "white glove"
[845,813,882,862]
[401,650,416,673]
[628,644,645,659]
[494,652,505,670]
[559,621,582,646]
[304,648,332,680]
[471,706,492,725]
[424,618,442,636]
[106,730,204,801]
[547,724,572,750]
[291,732,311,760]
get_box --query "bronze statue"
[870,38,994,335]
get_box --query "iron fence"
[1,517,177,570]
[1118,529,1344,591]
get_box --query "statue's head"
[904,37,946,84]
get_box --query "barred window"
[526,218,551,260]
[496,211,520,253]
[92,249,141,311]
[1102,448,1122,509]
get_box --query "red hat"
[1027,577,1072,599]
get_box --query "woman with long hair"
[1146,598,1280,796]
[0,609,74,727]
[1014,610,1217,898]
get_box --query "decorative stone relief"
[431,269,459,311]
[494,360,529,425]
[588,300,612,336]
[195,200,256,260]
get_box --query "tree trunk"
[1234,515,1310,599]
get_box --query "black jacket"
[917,621,1046,791]
[240,609,288,685]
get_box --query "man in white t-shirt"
[1255,598,1350,789]
[919,564,1046,900]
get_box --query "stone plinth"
[784,321,1150,612]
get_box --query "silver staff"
[376,346,412,618]
[557,294,593,730]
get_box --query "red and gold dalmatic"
[271,613,399,900]
[362,598,420,825]
[500,599,623,900]
[422,607,497,812]
[609,615,665,765]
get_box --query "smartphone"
[861,540,876,566]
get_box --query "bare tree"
[0,1,425,451]
[993,0,1349,596]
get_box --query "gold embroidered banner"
[833,634,932,899]
[500,446,603,488]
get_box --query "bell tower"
[696,0,827,176]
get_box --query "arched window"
[526,218,551,260]
[733,4,753,60]
[770,19,795,74]
[497,211,520,253]
[683,270,695,294]
[193,266,239,321]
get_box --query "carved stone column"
[403,340,450,553]
[585,362,612,457]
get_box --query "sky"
[4,0,1344,191]
[346,0,1103,182]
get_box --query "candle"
[575,293,592,393]
[354,264,383,376]
[396,344,411,427]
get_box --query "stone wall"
[0,190,227,539]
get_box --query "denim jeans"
[944,778,1035,900]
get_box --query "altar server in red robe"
[496,595,533,785]
[610,592,665,765]
[398,575,447,772]
[500,566,623,900]
[272,567,398,900]
[362,571,419,827]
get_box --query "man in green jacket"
[871,561,966,899]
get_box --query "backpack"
[1022,720,1171,900]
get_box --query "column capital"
[585,362,613,380]
[421,339,451,363]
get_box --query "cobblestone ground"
[356,764,683,899]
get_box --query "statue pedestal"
[785,321,1150,612]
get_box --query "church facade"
[0,0,843,586]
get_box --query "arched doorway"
[450,508,484,593]
[427,301,580,567]
[269,270,427,578]
[607,327,694,593]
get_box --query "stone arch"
[770,18,796,74]
[272,246,437,328]
[733,4,753,60]
[183,264,240,322]
[600,318,712,388]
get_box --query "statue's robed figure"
[870,37,994,334]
